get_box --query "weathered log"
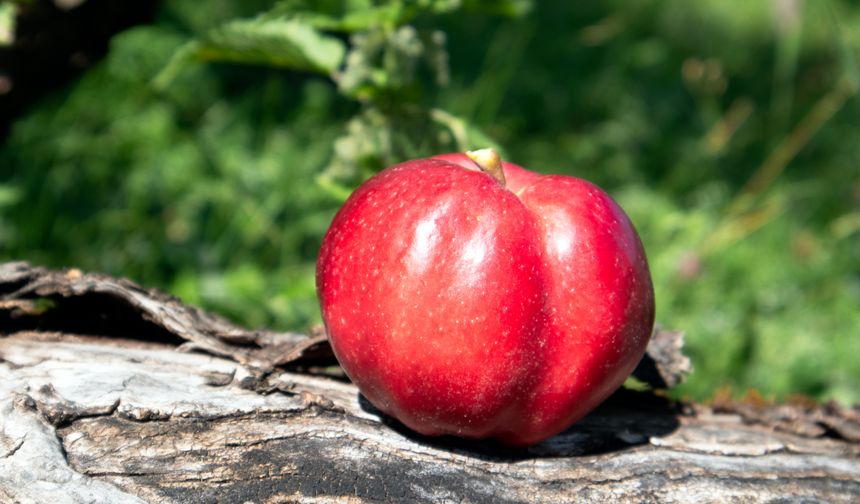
[1,262,859,503]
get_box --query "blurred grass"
[1,0,859,404]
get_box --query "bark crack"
[37,393,121,428]
[0,433,25,459]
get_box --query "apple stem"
[466,148,506,187]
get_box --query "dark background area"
[0,0,159,138]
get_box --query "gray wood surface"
[1,262,858,503]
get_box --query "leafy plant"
[1,0,858,405]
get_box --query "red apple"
[316,149,654,446]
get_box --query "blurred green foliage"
[2,0,859,404]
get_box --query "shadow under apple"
[358,387,683,461]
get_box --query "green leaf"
[266,0,404,32]
[199,19,346,71]
[0,2,16,46]
[0,184,20,207]
[462,0,533,17]
[264,0,533,33]
[154,18,345,89]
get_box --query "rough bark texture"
[1,262,859,503]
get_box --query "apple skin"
[316,153,654,446]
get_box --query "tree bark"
[1,262,858,503]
